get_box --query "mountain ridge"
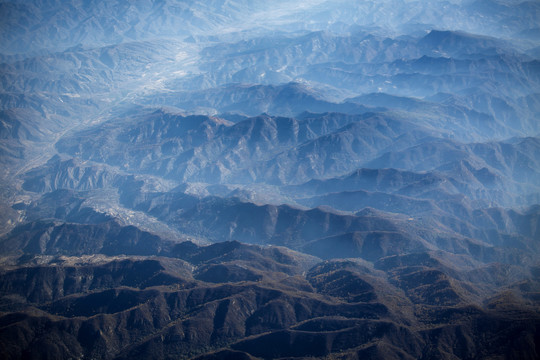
[1,0,539,358]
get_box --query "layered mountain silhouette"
[1,0,539,359]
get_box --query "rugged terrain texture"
[1,0,540,359]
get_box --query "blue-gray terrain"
[0,1,539,359]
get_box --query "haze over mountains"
[0,0,539,359]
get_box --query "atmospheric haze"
[0,0,539,359]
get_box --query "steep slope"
[54,109,438,184]
[1,222,539,360]
[1,0,540,359]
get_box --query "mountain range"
[0,0,539,359]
